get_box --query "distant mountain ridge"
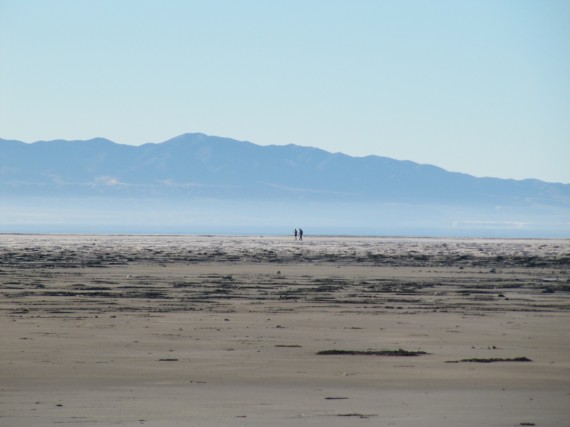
[1,133,569,207]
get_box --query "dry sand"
[1,235,569,426]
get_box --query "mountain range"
[1,133,568,206]
[1,133,569,236]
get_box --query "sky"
[1,0,569,183]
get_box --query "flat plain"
[1,235,569,426]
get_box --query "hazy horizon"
[2,196,569,239]
[2,132,570,238]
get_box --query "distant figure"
[294,229,298,240]
[299,228,303,241]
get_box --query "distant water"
[2,198,569,238]
[2,224,569,238]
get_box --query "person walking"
[294,229,298,240]
[299,228,303,241]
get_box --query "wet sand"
[1,235,570,426]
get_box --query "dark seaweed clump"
[317,349,427,356]
[446,357,532,363]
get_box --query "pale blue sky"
[1,0,569,183]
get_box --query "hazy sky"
[1,0,569,183]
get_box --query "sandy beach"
[1,235,569,426]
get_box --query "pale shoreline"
[1,235,569,426]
